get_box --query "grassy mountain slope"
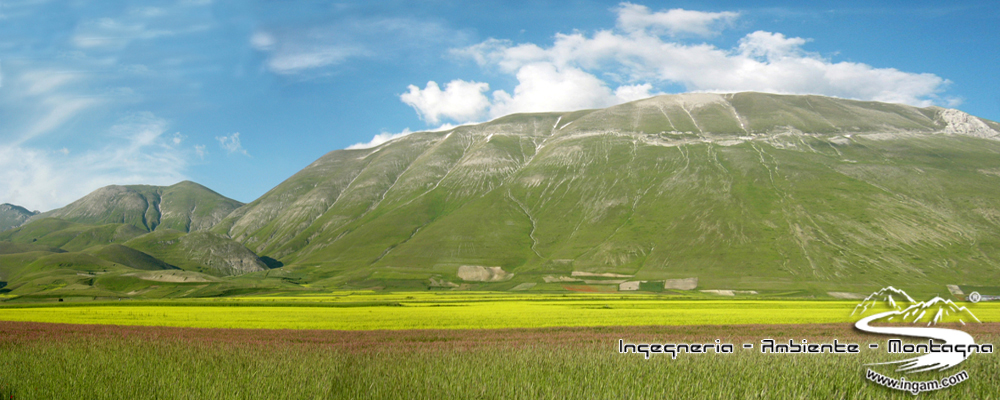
[90,244,178,271]
[0,229,271,300]
[214,92,1000,294]
[0,221,269,300]
[0,218,147,251]
[27,181,243,233]
[124,230,267,276]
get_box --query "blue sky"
[1,0,998,211]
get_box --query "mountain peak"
[0,203,39,232]
[25,181,243,233]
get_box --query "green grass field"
[1,293,999,398]
[0,321,998,399]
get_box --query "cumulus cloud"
[347,123,463,150]
[737,31,810,60]
[614,83,658,102]
[490,64,618,117]
[0,113,192,211]
[347,128,413,150]
[216,132,248,156]
[616,3,739,36]
[408,4,950,125]
[401,80,490,124]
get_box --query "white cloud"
[251,18,468,75]
[347,128,413,150]
[72,17,205,49]
[194,144,207,158]
[404,66,664,125]
[616,3,739,36]
[347,122,473,150]
[401,80,490,124]
[421,6,951,125]
[738,31,810,60]
[19,97,98,144]
[70,4,212,51]
[7,69,100,144]
[21,70,82,95]
[249,28,369,74]
[490,64,618,117]
[614,83,658,102]
[249,32,276,51]
[265,46,367,75]
[216,132,248,156]
[0,113,192,211]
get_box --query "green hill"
[0,218,147,251]
[0,182,268,299]
[89,244,178,271]
[124,230,268,276]
[27,181,243,233]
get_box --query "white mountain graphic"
[852,286,916,316]
[897,297,981,326]
[852,286,979,325]
[853,286,982,373]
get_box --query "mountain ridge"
[206,92,1000,292]
[218,92,999,259]
[5,92,1000,297]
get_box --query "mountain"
[0,181,264,277]
[0,204,37,232]
[26,181,243,233]
[209,92,1000,292]
[5,92,1000,298]
[0,181,269,300]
